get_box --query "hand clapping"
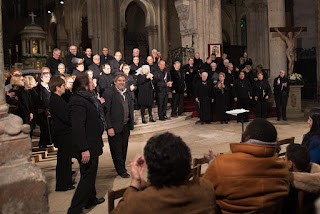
[130,156,146,189]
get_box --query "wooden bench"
[32,151,48,159]
[277,137,295,157]
[32,154,42,162]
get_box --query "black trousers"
[275,95,288,119]
[37,113,51,147]
[140,105,152,118]
[68,157,99,214]
[236,98,250,121]
[55,133,73,191]
[171,92,184,116]
[256,99,268,118]
[157,92,168,119]
[108,124,130,175]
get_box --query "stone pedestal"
[287,85,304,118]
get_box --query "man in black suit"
[154,60,172,120]
[170,61,185,117]
[46,48,62,76]
[100,47,114,66]
[128,48,145,65]
[84,48,93,70]
[103,72,134,178]
[109,51,125,75]
[48,76,74,192]
[88,54,102,79]
[65,45,84,74]
[68,73,105,214]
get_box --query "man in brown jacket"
[203,119,290,214]
[112,132,216,214]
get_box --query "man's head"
[69,45,77,55]
[53,48,61,59]
[147,56,153,65]
[133,48,140,57]
[188,57,194,65]
[93,54,100,65]
[201,72,208,81]
[123,64,130,75]
[114,51,122,61]
[152,49,157,57]
[158,60,165,71]
[239,71,245,80]
[211,62,217,70]
[224,59,229,67]
[73,72,93,93]
[102,47,109,56]
[76,63,84,72]
[58,63,65,74]
[280,70,285,78]
[222,53,227,60]
[113,72,127,91]
[242,118,277,143]
[144,132,191,188]
[174,61,181,71]
[286,144,310,172]
[85,48,92,56]
[228,63,233,71]
[49,75,65,95]
[102,64,111,74]
[206,57,212,64]
[133,56,140,65]
[195,53,200,59]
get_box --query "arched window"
[240,17,247,47]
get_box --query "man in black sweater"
[273,70,288,121]
[46,48,62,76]
[88,54,102,79]
[100,47,114,66]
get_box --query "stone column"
[22,39,26,56]
[30,39,33,56]
[39,39,42,55]
[0,0,49,211]
[211,0,223,46]
[246,0,270,68]
[268,0,287,82]
[161,0,169,59]
[43,40,47,56]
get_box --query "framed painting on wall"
[208,44,222,58]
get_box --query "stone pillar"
[29,39,33,56]
[39,39,42,55]
[43,40,47,56]
[0,0,49,211]
[146,26,159,54]
[268,0,287,82]
[316,0,320,98]
[246,0,270,68]
[161,0,169,59]
[22,39,26,56]
[211,0,223,46]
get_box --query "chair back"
[277,137,295,157]
[108,187,128,213]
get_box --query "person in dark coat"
[194,72,214,124]
[24,75,39,137]
[219,58,229,74]
[214,72,231,124]
[84,48,93,71]
[210,62,219,86]
[100,47,114,66]
[72,63,85,77]
[123,64,137,109]
[65,45,84,74]
[62,76,74,103]
[128,48,145,65]
[36,67,52,148]
[243,65,254,86]
[130,56,142,75]
[171,61,185,117]
[46,48,62,76]
[97,64,113,96]
[137,65,155,123]
[88,55,102,79]
[201,57,212,74]
[193,52,203,72]
[146,56,159,74]
[109,51,125,75]
[233,71,252,122]
[183,57,195,100]
[154,60,172,120]
[56,63,67,76]
[236,57,246,74]
[243,52,253,66]
[68,72,105,214]
[274,70,288,121]
[254,71,271,118]
[48,76,74,192]
[102,72,134,178]
[192,69,203,114]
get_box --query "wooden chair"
[277,137,295,157]
[192,157,207,177]
[108,187,128,213]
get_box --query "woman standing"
[123,64,137,108]
[24,75,39,137]
[214,72,230,124]
[302,108,320,164]
[254,72,271,118]
[36,67,52,148]
[137,65,155,123]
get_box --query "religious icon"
[32,40,39,55]
[208,44,222,58]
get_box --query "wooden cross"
[270,27,307,33]
[29,12,37,24]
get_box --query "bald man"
[88,54,102,79]
[109,51,125,75]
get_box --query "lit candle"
[16,44,18,52]
[8,49,11,55]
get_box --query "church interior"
[1,0,320,213]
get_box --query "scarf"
[246,139,277,146]
[76,91,107,130]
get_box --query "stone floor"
[34,114,311,214]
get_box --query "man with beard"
[88,55,102,79]
[100,47,114,66]
[183,57,195,100]
[66,45,84,74]
[109,51,125,75]
[103,72,134,178]
[274,70,288,121]
[46,48,62,76]
[154,60,172,120]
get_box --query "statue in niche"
[274,27,303,76]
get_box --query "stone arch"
[221,6,235,45]
[119,0,158,55]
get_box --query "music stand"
[226,109,250,133]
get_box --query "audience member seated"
[302,107,320,164]
[203,118,290,214]
[111,132,217,214]
[284,143,320,214]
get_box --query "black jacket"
[49,93,71,136]
[84,55,93,70]
[66,53,82,74]
[46,57,62,76]
[109,59,125,75]
[254,79,271,99]
[13,86,33,123]
[97,73,113,95]
[37,84,51,110]
[170,69,185,94]
[233,78,252,99]
[100,54,114,66]
[88,63,102,79]
[68,94,104,159]
[137,74,154,106]
[102,86,134,133]
[273,76,289,97]
[153,69,171,94]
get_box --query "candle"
[8,49,11,55]
[16,44,18,52]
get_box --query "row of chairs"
[108,137,295,213]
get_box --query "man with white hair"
[151,49,160,64]
[129,48,144,65]
[170,61,185,117]
[66,45,84,74]
[109,51,125,75]
[46,48,62,76]
[100,47,114,66]
[88,54,102,79]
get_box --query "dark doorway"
[124,2,149,63]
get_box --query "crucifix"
[29,12,37,24]
[270,27,307,76]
